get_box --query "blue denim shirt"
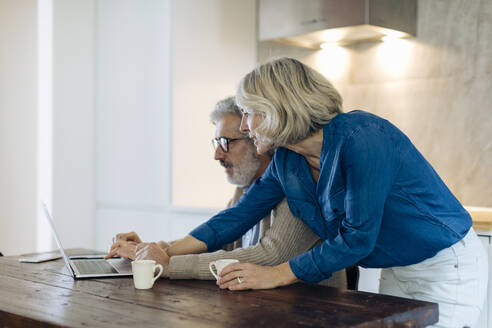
[191,110,472,283]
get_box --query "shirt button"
[333,208,338,213]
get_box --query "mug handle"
[152,264,164,284]
[208,262,219,280]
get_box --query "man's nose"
[239,115,249,134]
[214,146,225,160]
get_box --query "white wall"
[1,0,257,254]
[37,0,54,252]
[95,0,257,250]
[0,0,38,255]
[95,0,175,250]
[0,0,96,255]
[50,0,96,250]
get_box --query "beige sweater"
[168,188,346,289]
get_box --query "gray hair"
[210,96,242,123]
[236,57,343,147]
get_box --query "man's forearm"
[166,235,208,257]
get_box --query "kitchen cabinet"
[258,0,416,48]
[357,267,381,293]
[477,233,491,328]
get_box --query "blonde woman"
[136,58,486,327]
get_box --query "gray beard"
[227,146,261,188]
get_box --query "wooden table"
[0,249,438,327]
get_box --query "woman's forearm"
[275,262,300,286]
[166,235,208,257]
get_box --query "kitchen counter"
[467,206,492,235]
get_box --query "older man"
[107,97,346,287]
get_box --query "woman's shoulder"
[332,110,385,127]
[326,110,396,138]
[272,146,302,162]
[270,147,303,178]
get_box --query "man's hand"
[105,240,137,260]
[114,231,142,244]
[217,262,299,291]
[135,242,170,278]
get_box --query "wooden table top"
[0,249,438,327]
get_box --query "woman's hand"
[217,262,299,291]
[105,240,137,260]
[135,242,170,278]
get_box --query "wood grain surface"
[0,249,438,327]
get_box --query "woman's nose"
[239,115,249,133]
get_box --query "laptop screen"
[41,202,75,277]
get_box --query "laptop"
[42,202,133,279]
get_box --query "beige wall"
[172,0,257,209]
[259,0,492,207]
[0,0,38,255]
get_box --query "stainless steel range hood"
[259,0,417,49]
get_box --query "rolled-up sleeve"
[190,160,285,252]
[289,125,399,283]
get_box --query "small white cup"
[208,259,239,280]
[131,260,163,289]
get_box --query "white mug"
[131,260,163,289]
[208,259,239,280]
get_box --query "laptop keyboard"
[108,259,132,273]
[73,260,117,275]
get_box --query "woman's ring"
[237,277,242,284]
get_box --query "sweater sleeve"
[168,199,321,280]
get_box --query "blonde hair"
[236,57,343,147]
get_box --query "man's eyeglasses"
[212,136,248,153]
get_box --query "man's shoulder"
[272,197,289,211]
[227,187,246,208]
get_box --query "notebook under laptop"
[42,202,132,279]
